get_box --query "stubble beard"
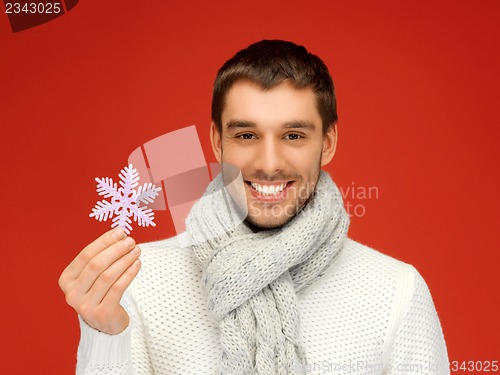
[219,147,323,232]
[242,163,322,232]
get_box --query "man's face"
[211,80,337,230]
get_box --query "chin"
[244,213,294,232]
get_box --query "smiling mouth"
[245,180,295,201]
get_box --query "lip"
[245,180,294,202]
[248,181,290,186]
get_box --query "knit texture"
[185,171,349,374]
[76,238,449,374]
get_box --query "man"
[59,40,449,374]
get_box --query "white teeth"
[250,182,287,195]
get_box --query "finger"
[84,246,141,306]
[73,236,137,297]
[100,257,142,308]
[61,228,127,283]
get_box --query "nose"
[253,137,285,176]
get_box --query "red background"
[1,0,499,373]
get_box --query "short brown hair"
[211,39,338,135]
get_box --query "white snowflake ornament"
[89,164,162,234]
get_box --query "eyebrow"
[226,120,316,131]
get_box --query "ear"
[320,124,338,166]
[210,121,223,163]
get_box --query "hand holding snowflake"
[89,164,162,234]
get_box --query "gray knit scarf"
[185,170,349,374]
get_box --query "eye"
[238,133,256,140]
[285,133,302,140]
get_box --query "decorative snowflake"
[89,164,162,234]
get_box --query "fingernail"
[131,246,141,255]
[113,228,125,240]
[133,259,141,268]
[123,237,135,248]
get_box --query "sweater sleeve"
[75,281,154,374]
[383,265,450,375]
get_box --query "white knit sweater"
[76,236,450,374]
